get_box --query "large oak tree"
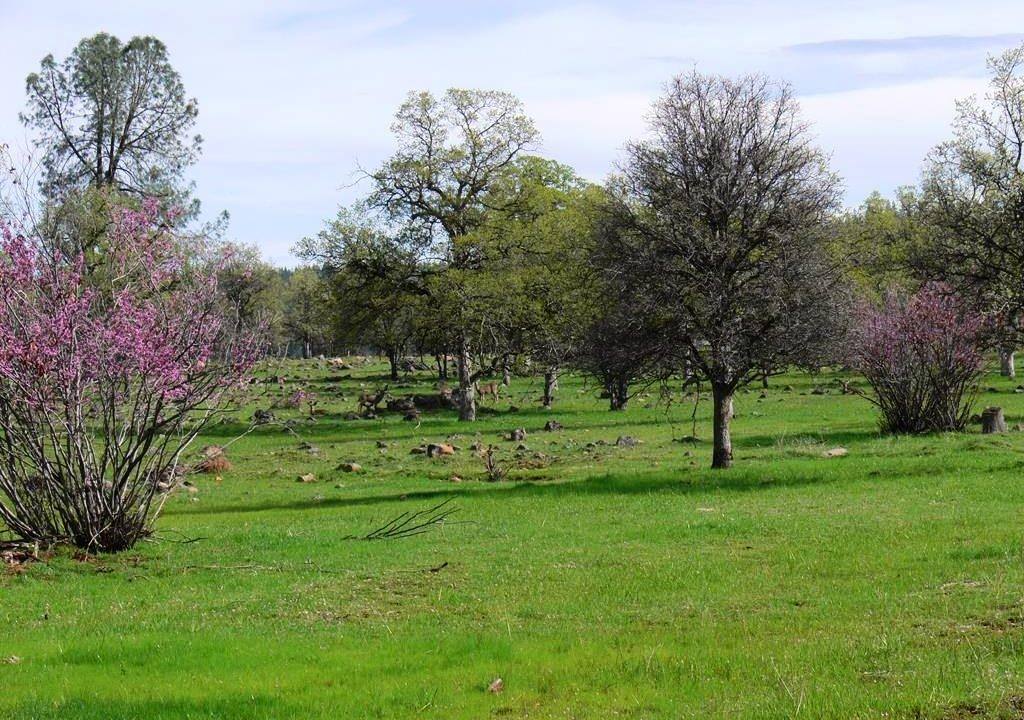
[605,72,849,468]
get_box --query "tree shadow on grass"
[176,463,852,518]
[9,695,284,720]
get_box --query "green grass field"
[4,360,1024,719]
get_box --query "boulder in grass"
[615,435,641,448]
[338,462,362,473]
[822,447,848,458]
[426,443,455,458]
[195,447,231,474]
[296,473,317,483]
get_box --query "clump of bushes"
[849,283,985,434]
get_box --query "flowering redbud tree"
[0,200,262,551]
[849,283,985,434]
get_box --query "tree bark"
[502,357,512,387]
[543,368,558,409]
[1000,348,1016,378]
[711,383,734,469]
[982,406,1007,434]
[388,349,400,381]
[457,337,476,421]
[609,375,628,411]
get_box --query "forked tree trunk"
[711,383,735,469]
[1000,348,1016,378]
[457,337,476,421]
[543,368,558,409]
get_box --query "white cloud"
[0,1,1021,263]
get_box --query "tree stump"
[981,406,1007,434]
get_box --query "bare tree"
[367,89,538,420]
[608,72,848,468]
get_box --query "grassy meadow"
[4,360,1024,719]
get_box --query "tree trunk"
[609,375,628,411]
[388,349,400,381]
[711,383,734,469]
[761,372,769,389]
[502,356,512,386]
[543,368,558,409]
[1000,348,1016,378]
[303,339,311,360]
[981,406,1007,434]
[457,337,476,421]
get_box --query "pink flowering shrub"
[849,283,985,434]
[0,200,263,551]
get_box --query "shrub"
[0,200,262,551]
[850,283,985,434]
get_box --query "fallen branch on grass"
[346,498,458,540]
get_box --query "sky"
[1,1,1022,265]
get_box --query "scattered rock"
[543,420,563,432]
[296,473,317,483]
[615,435,641,448]
[386,397,417,412]
[253,409,275,424]
[195,450,231,474]
[338,462,362,473]
[299,442,321,456]
[427,443,456,458]
[509,428,527,442]
[822,447,848,458]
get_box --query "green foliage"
[281,267,333,358]
[22,33,201,205]
[832,190,923,299]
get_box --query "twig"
[346,498,458,540]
